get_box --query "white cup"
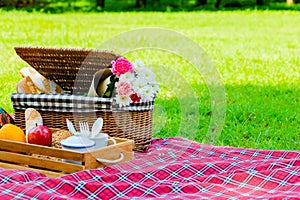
[90,133,116,149]
[61,134,116,165]
[61,136,96,164]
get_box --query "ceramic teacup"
[90,133,116,149]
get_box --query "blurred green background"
[0,0,300,12]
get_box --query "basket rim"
[14,46,121,55]
[10,93,155,112]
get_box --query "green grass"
[0,10,299,150]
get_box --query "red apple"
[27,125,52,146]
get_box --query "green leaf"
[103,75,118,98]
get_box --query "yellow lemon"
[0,124,26,142]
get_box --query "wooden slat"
[0,137,134,177]
[109,139,134,152]
[85,150,134,170]
[84,140,134,169]
[91,139,134,153]
[0,139,83,161]
[0,162,63,178]
[110,137,129,144]
[0,151,84,173]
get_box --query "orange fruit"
[0,124,26,142]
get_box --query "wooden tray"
[0,137,134,178]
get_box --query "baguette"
[25,108,43,141]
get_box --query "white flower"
[149,82,159,93]
[119,72,135,83]
[133,60,145,70]
[115,95,131,107]
[137,67,155,82]
[111,59,159,106]
[140,85,155,102]
[132,77,147,95]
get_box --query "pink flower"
[111,57,134,77]
[115,81,133,96]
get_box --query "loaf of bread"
[19,67,63,94]
[25,108,43,140]
[16,76,37,94]
[52,129,73,149]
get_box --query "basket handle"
[96,152,124,164]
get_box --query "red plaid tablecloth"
[0,137,299,199]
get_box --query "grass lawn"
[0,10,299,150]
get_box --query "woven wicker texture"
[13,47,153,151]
[15,47,120,94]
[14,109,152,151]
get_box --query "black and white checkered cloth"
[113,101,154,111]
[10,94,154,112]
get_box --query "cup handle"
[108,138,117,145]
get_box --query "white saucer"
[61,136,95,148]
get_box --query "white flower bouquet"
[103,57,159,107]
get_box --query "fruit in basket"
[27,125,52,146]
[0,124,26,142]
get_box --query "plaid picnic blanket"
[0,137,299,199]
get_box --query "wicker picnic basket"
[11,47,154,151]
